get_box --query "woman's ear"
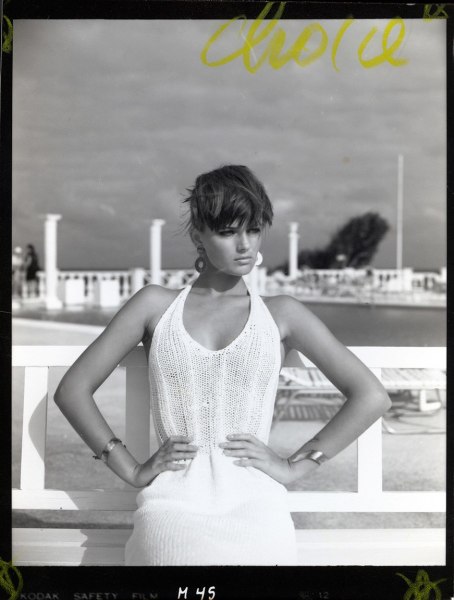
[190,229,203,247]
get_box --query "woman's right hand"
[132,435,198,488]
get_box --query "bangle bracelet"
[93,438,126,463]
[290,449,328,466]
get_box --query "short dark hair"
[182,165,273,234]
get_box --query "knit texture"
[124,280,297,565]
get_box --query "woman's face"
[194,221,262,275]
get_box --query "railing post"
[86,274,95,303]
[357,419,383,496]
[130,268,146,295]
[21,367,49,490]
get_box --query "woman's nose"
[237,232,251,252]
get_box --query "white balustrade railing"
[11,344,446,565]
[266,268,446,303]
[159,269,197,289]
[57,270,133,302]
[16,267,446,307]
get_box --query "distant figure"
[12,246,24,297]
[24,244,40,297]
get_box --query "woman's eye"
[248,228,261,234]
[219,230,234,236]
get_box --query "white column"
[149,219,166,285]
[288,222,300,279]
[44,214,63,309]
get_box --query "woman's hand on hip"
[219,433,318,485]
[132,435,198,488]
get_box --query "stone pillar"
[44,214,63,309]
[149,219,166,285]
[288,222,300,279]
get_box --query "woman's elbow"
[370,387,392,417]
[54,374,87,408]
[54,378,69,407]
[348,379,392,418]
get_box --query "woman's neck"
[191,272,247,296]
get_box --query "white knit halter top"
[148,279,282,454]
[125,281,297,565]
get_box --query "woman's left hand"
[219,433,317,485]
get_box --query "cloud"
[12,18,446,270]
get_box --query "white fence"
[12,345,446,565]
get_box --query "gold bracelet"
[93,438,125,463]
[290,449,328,466]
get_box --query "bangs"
[193,189,267,231]
[182,165,274,234]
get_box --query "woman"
[54,165,391,566]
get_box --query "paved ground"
[12,319,446,530]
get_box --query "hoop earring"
[255,251,263,267]
[195,245,207,273]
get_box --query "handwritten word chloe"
[200,1,408,73]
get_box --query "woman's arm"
[54,285,165,487]
[221,295,391,484]
[280,295,392,473]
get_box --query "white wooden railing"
[12,345,446,566]
[15,267,446,307]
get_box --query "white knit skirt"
[124,454,297,566]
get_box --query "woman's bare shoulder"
[261,294,318,337]
[138,283,181,300]
[133,284,182,318]
[261,293,313,318]
[131,284,188,335]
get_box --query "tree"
[272,212,390,273]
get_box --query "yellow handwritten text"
[423,4,449,20]
[358,18,407,68]
[2,15,13,54]
[396,569,447,600]
[200,2,408,73]
[0,558,23,600]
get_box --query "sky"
[12,14,447,271]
